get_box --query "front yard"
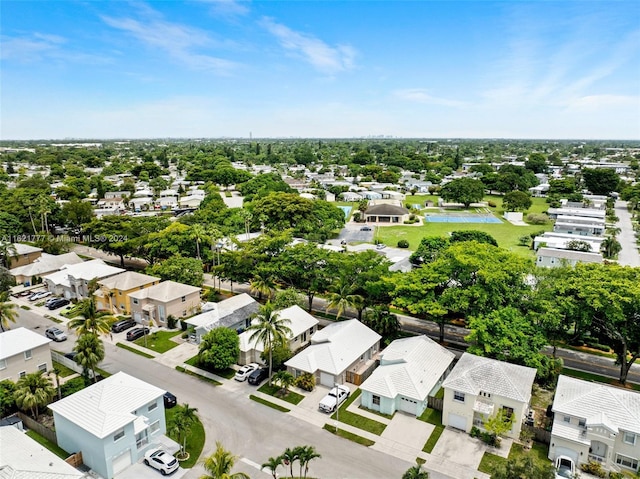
[478,442,550,475]
[165,407,205,469]
[133,329,182,353]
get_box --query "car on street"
[375,243,386,249]
[47,298,70,310]
[234,363,260,381]
[554,456,575,479]
[247,368,269,385]
[111,319,137,333]
[163,391,177,409]
[45,327,67,342]
[319,384,350,413]
[144,448,179,475]
[64,351,78,362]
[360,226,372,231]
[126,327,149,341]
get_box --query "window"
[19,371,26,379]
[135,430,148,449]
[372,395,380,406]
[38,363,47,373]
[181,296,186,302]
[0,359,6,370]
[454,391,465,402]
[578,418,586,428]
[24,350,32,360]
[623,432,637,445]
[480,391,491,398]
[132,298,139,305]
[563,416,571,423]
[149,420,160,434]
[615,454,638,471]
[114,429,125,442]
[302,332,307,342]
[502,406,514,419]
[148,402,158,412]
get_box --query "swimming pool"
[339,206,352,218]
[424,214,503,224]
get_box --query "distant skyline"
[1,1,639,140]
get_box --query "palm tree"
[280,447,298,479]
[601,236,622,259]
[261,456,282,479]
[247,302,291,386]
[0,241,17,269]
[362,305,400,340]
[14,370,55,419]
[200,441,249,479]
[402,461,429,479]
[249,267,276,300]
[191,223,208,260]
[0,293,18,331]
[169,403,199,459]
[298,445,321,479]
[272,370,295,397]
[73,333,105,383]
[325,276,364,320]
[67,298,113,336]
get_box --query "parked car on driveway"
[360,226,372,231]
[44,297,60,307]
[319,385,350,413]
[554,456,575,479]
[47,298,70,310]
[45,327,67,342]
[30,291,52,301]
[247,368,269,385]
[126,327,149,341]
[144,448,179,475]
[111,319,137,333]
[163,392,177,409]
[234,363,259,381]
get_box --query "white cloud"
[261,17,355,74]
[393,89,467,108]
[0,32,107,64]
[198,0,250,17]
[567,94,640,110]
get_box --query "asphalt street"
[615,200,640,267]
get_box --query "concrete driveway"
[430,428,488,470]
[380,413,434,451]
[117,461,188,479]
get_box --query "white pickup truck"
[318,385,350,413]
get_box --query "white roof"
[536,247,603,263]
[285,319,381,375]
[186,293,259,329]
[360,335,455,401]
[552,375,640,435]
[442,353,536,403]
[0,425,85,478]
[48,372,164,439]
[43,259,124,286]
[98,271,159,291]
[239,305,318,353]
[0,328,50,360]
[128,281,201,302]
[10,252,83,278]
[12,243,43,255]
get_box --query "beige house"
[363,204,410,224]
[238,305,318,365]
[10,251,83,285]
[0,327,52,382]
[7,243,43,268]
[441,353,537,440]
[549,375,640,474]
[95,271,161,315]
[128,281,201,326]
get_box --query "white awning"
[473,399,495,415]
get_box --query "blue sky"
[2,1,639,140]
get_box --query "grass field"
[165,406,205,468]
[133,330,182,353]
[258,383,305,405]
[478,442,551,475]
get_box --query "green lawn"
[478,452,506,474]
[165,407,205,469]
[418,407,443,426]
[184,355,235,379]
[258,383,305,405]
[479,442,551,475]
[175,365,222,385]
[249,394,291,412]
[133,330,182,353]
[330,389,387,435]
[26,430,70,459]
[322,424,375,447]
[422,425,444,453]
[52,360,77,377]
[116,342,155,358]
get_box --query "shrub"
[167,315,177,330]
[518,235,531,247]
[608,472,624,479]
[61,377,88,397]
[525,213,550,225]
[487,201,497,207]
[294,372,315,391]
[180,320,188,331]
[470,426,481,438]
[581,461,606,478]
[397,239,409,248]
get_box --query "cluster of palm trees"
[261,445,321,479]
[168,403,199,460]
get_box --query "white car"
[234,363,260,381]
[144,448,179,475]
[45,327,67,342]
[555,455,575,479]
[319,385,350,413]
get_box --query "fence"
[66,451,83,468]
[51,351,84,375]
[17,412,58,445]
[522,424,552,444]
[427,396,443,411]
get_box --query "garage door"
[399,397,419,415]
[448,413,467,431]
[554,447,579,464]
[112,449,131,475]
[320,372,334,387]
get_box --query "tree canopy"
[439,178,485,207]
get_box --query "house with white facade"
[0,327,52,382]
[441,353,537,440]
[10,251,83,285]
[49,372,174,479]
[285,319,381,387]
[238,305,318,365]
[360,335,455,416]
[548,375,640,474]
[184,293,259,343]
[536,247,603,268]
[42,259,125,300]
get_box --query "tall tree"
[582,168,620,195]
[169,404,199,459]
[0,293,18,331]
[325,276,364,320]
[73,333,105,383]
[67,298,112,336]
[297,445,321,479]
[247,302,291,386]
[200,442,250,479]
[261,456,282,479]
[14,371,55,419]
[0,241,18,269]
[439,178,485,207]
[198,327,240,371]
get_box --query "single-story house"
[49,372,175,479]
[0,425,87,478]
[129,281,201,326]
[9,251,83,285]
[94,271,161,315]
[360,335,455,416]
[238,305,319,365]
[285,319,381,387]
[536,247,603,268]
[548,375,640,474]
[340,192,363,202]
[43,259,125,300]
[184,293,259,343]
[364,204,410,224]
[6,243,43,268]
[0,327,52,382]
[441,353,537,439]
[178,195,204,208]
